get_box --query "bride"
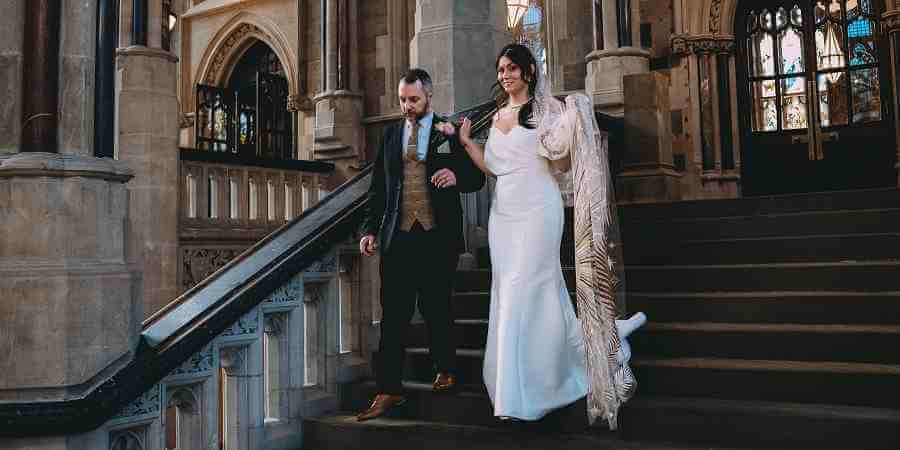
[455,43,644,429]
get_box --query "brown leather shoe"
[356,394,407,421]
[432,373,457,392]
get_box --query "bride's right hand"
[459,118,473,147]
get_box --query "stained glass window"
[744,1,882,132]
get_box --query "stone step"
[332,381,900,450]
[632,358,900,408]
[623,233,900,265]
[621,208,900,242]
[408,319,488,349]
[625,261,900,292]
[450,292,491,320]
[409,319,900,364]
[620,396,900,450]
[397,348,900,409]
[630,322,900,364]
[458,261,900,293]
[627,291,900,325]
[303,408,739,450]
[617,188,900,222]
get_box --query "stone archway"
[195,13,298,95]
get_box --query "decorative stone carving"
[168,343,215,377]
[265,272,304,304]
[204,24,263,85]
[182,247,243,291]
[710,0,724,34]
[304,284,323,304]
[220,308,260,337]
[219,347,246,376]
[882,10,900,33]
[112,384,160,420]
[264,313,287,335]
[304,251,337,273]
[287,93,313,112]
[179,113,194,129]
[671,34,735,55]
[109,427,148,450]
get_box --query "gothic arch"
[682,0,738,36]
[195,12,298,95]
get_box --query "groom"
[357,68,486,421]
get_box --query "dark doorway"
[736,0,896,196]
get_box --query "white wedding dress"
[482,123,589,421]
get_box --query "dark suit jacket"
[362,114,486,254]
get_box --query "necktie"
[406,121,420,162]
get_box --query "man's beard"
[405,99,430,121]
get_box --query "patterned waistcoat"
[397,156,435,231]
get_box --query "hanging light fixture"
[821,21,845,83]
[507,0,529,31]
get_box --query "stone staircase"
[303,189,900,450]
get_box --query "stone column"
[584,0,650,116]
[410,0,509,266]
[410,0,509,113]
[617,72,681,203]
[672,34,741,199]
[0,3,140,448]
[314,0,365,185]
[21,0,61,153]
[1,1,25,153]
[883,9,900,187]
[116,43,180,319]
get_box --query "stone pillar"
[314,0,364,185]
[112,0,180,322]
[116,46,180,319]
[0,3,140,448]
[617,72,681,203]
[584,0,650,116]
[21,0,61,153]
[409,0,509,266]
[58,0,98,155]
[545,0,594,93]
[883,9,900,187]
[410,0,509,113]
[1,1,25,153]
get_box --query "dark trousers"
[376,225,458,395]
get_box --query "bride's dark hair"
[492,43,538,129]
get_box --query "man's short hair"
[399,68,432,96]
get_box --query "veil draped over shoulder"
[534,82,634,430]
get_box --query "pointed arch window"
[195,41,293,160]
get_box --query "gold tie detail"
[406,121,420,162]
